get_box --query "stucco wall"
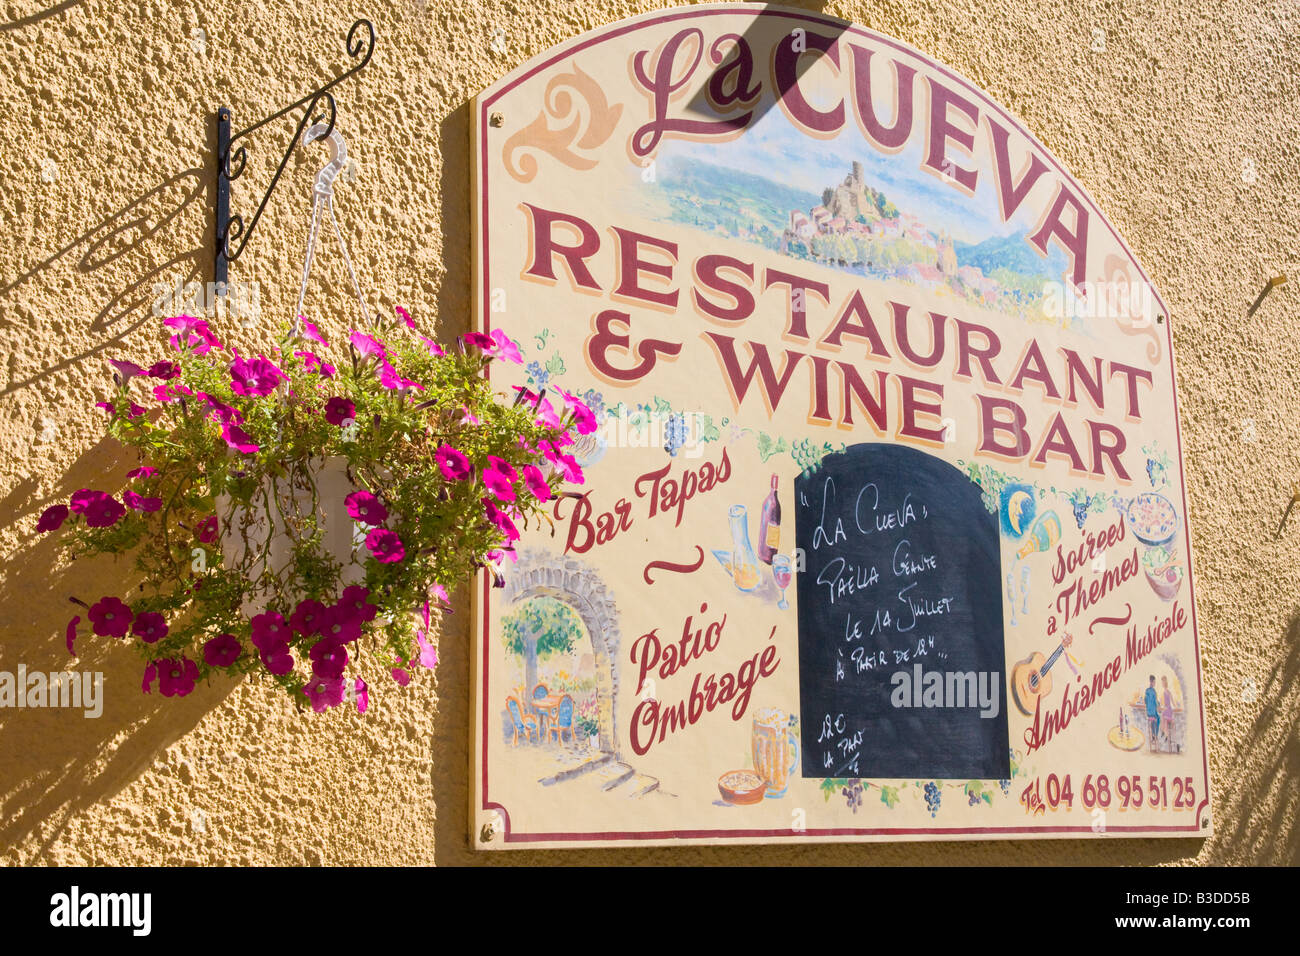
[0,0,1295,865]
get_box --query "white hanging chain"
[292,123,370,339]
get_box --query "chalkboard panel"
[795,443,1009,780]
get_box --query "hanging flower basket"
[39,307,592,713]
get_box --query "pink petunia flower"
[299,317,329,347]
[420,336,446,357]
[353,677,369,713]
[482,497,520,542]
[95,401,115,415]
[395,305,416,329]
[534,397,562,429]
[435,444,472,481]
[165,315,221,354]
[345,490,388,526]
[37,505,69,532]
[309,638,349,679]
[229,355,287,397]
[557,388,599,435]
[338,585,378,623]
[458,406,479,426]
[482,463,517,503]
[377,360,423,392]
[153,381,194,403]
[155,656,200,697]
[78,491,126,528]
[365,528,405,563]
[261,646,295,676]
[487,456,517,480]
[195,515,218,544]
[489,329,523,364]
[390,667,411,686]
[142,661,157,694]
[126,401,147,418]
[294,350,335,377]
[88,596,133,637]
[324,397,355,427]
[429,583,452,609]
[148,360,180,379]
[349,330,387,362]
[523,465,552,502]
[461,332,493,350]
[317,606,362,645]
[290,599,327,636]
[66,615,79,656]
[304,675,346,712]
[250,610,292,651]
[109,358,146,385]
[221,423,259,454]
[131,611,168,644]
[126,466,158,480]
[123,490,163,512]
[203,633,243,668]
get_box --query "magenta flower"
[221,423,259,454]
[391,667,411,686]
[303,675,346,712]
[354,677,369,714]
[365,528,405,563]
[123,490,163,512]
[154,657,200,697]
[482,463,517,503]
[309,638,349,679]
[349,330,387,362]
[261,646,295,676]
[458,406,479,426]
[195,515,218,544]
[534,397,562,428]
[429,583,452,609]
[300,317,329,347]
[489,329,523,364]
[318,606,362,644]
[250,611,291,651]
[204,633,243,668]
[197,393,243,426]
[523,465,552,502]
[76,491,125,528]
[66,615,79,656]
[557,388,599,435]
[126,466,158,480]
[435,444,471,481]
[487,456,517,480]
[142,661,156,694]
[126,401,146,418]
[395,305,416,329]
[377,360,423,392]
[511,385,539,405]
[482,497,520,542]
[462,332,493,350]
[290,599,327,636]
[153,381,193,403]
[345,490,388,526]
[554,449,584,485]
[88,596,133,638]
[325,396,355,426]
[229,355,287,397]
[417,630,439,671]
[109,358,146,385]
[420,336,446,357]
[294,350,335,377]
[131,612,168,644]
[36,504,69,532]
[95,401,115,415]
[148,360,180,379]
[165,315,221,354]
[339,585,378,623]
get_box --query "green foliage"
[501,596,582,660]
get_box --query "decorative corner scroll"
[503,63,624,183]
[1103,252,1163,366]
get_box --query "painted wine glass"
[772,554,792,610]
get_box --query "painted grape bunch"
[923,781,941,816]
[841,779,864,813]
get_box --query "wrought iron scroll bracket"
[214,17,375,291]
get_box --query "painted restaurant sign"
[470,4,1211,847]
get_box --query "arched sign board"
[471,4,1210,848]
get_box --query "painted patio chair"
[548,694,576,746]
[506,696,539,746]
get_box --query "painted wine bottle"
[757,474,781,565]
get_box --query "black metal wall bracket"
[214,17,375,291]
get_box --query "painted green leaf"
[545,353,566,377]
[879,785,900,809]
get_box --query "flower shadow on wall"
[1210,609,1300,865]
[0,434,228,856]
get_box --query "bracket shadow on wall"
[213,17,375,291]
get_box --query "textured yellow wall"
[0,0,1295,865]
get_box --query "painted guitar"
[1010,632,1074,716]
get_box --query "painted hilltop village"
[642,157,1067,321]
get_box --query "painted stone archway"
[502,549,622,757]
